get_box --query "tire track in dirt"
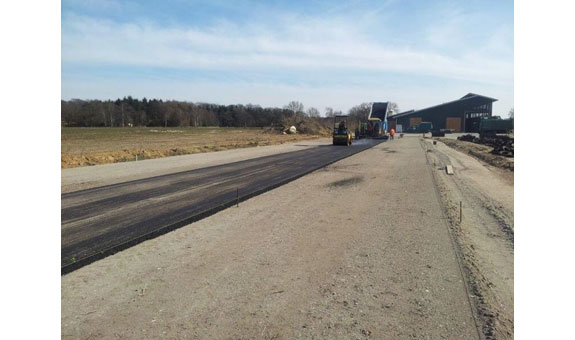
[421,139,514,340]
[420,139,484,340]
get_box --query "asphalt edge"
[61,141,383,275]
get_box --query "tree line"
[62,97,291,128]
[61,97,397,130]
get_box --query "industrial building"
[388,93,497,133]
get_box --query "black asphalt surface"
[61,139,382,273]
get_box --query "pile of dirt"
[280,117,332,136]
[62,148,201,168]
[457,134,514,157]
[296,119,332,136]
[457,134,480,143]
[439,138,514,171]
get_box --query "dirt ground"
[61,127,322,168]
[437,138,514,172]
[423,138,514,339]
[62,137,488,339]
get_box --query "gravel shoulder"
[62,137,480,339]
[423,138,514,339]
[438,138,514,172]
[62,138,330,193]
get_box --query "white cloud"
[62,14,513,85]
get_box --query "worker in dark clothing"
[338,120,346,133]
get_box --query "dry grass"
[62,127,321,168]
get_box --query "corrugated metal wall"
[387,96,494,132]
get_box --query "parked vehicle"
[479,117,514,138]
[407,122,433,133]
[418,122,433,133]
[356,122,368,139]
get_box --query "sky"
[61,0,514,115]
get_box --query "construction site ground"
[423,138,514,339]
[61,136,513,339]
[438,137,514,172]
[61,138,331,193]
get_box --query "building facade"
[388,93,497,133]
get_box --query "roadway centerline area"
[61,139,382,273]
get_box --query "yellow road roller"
[333,115,353,146]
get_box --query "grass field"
[62,127,321,168]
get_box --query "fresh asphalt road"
[61,139,382,273]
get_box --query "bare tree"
[284,101,304,116]
[348,103,371,128]
[62,97,339,128]
[306,107,320,118]
[348,103,371,119]
[324,107,335,118]
[508,107,514,119]
[388,102,400,115]
[104,101,115,127]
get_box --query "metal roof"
[388,93,498,119]
[390,109,414,118]
[460,92,498,101]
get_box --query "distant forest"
[63,97,294,128]
[61,97,380,132]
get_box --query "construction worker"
[390,128,395,140]
[338,120,346,133]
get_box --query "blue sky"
[61,0,514,115]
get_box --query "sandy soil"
[62,138,331,193]
[61,127,322,169]
[62,137,481,339]
[438,138,514,172]
[423,139,514,339]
